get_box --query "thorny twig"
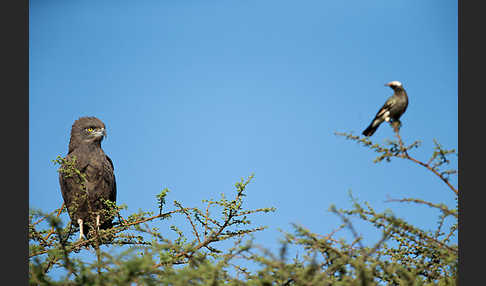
[390,124,458,195]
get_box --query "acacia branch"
[152,205,237,267]
[174,201,201,244]
[385,197,457,218]
[152,185,254,268]
[392,126,458,195]
[42,203,65,241]
[29,209,186,258]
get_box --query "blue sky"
[30,0,457,261]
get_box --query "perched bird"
[58,116,117,240]
[362,81,409,137]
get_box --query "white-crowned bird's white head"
[385,81,403,88]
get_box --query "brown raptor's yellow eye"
[87,127,94,132]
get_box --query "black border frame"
[458,1,481,286]
[3,0,29,284]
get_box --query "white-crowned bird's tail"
[362,119,382,137]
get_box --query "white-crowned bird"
[362,81,408,137]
